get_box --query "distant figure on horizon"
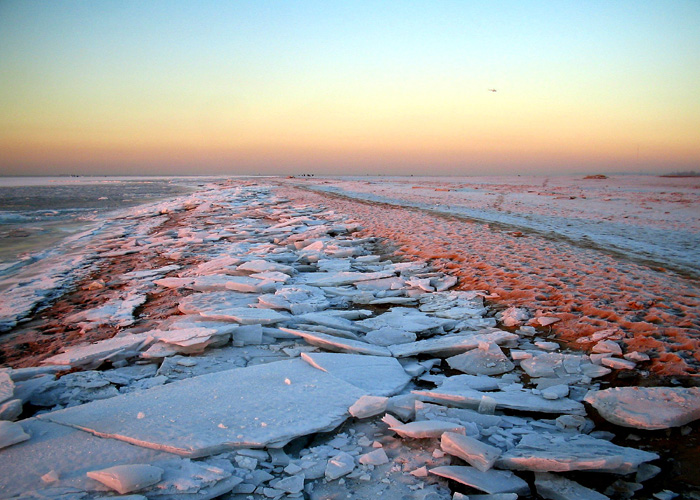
[488,88,497,92]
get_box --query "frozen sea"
[0,176,215,266]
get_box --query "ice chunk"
[592,340,623,355]
[301,352,410,396]
[39,359,364,457]
[438,374,501,392]
[304,270,395,287]
[389,420,466,439]
[178,291,256,315]
[441,432,501,472]
[0,398,22,420]
[201,306,289,325]
[66,292,147,328]
[237,259,294,275]
[429,466,529,495]
[41,333,153,369]
[389,330,518,358]
[584,387,700,430]
[0,370,15,404]
[87,464,163,494]
[273,473,305,494]
[359,448,389,465]
[0,420,30,449]
[257,285,329,314]
[358,307,453,334]
[281,328,391,356]
[349,395,389,419]
[535,472,610,500]
[498,307,529,327]
[325,451,355,480]
[414,386,586,415]
[365,327,416,346]
[498,433,658,473]
[447,342,515,376]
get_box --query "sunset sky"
[1,1,699,176]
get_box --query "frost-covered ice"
[0,179,696,499]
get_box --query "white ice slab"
[303,270,396,287]
[0,418,177,498]
[389,420,466,439]
[39,359,365,457]
[429,466,530,495]
[413,386,586,415]
[257,285,329,315]
[441,432,501,472]
[389,330,518,358]
[584,386,700,430]
[300,352,410,396]
[281,328,391,356]
[497,433,658,473]
[447,342,515,376]
[41,333,154,368]
[358,307,453,333]
[178,292,257,315]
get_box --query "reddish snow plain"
[278,175,700,378]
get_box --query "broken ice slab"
[365,327,417,346]
[389,330,519,358]
[300,352,410,397]
[357,307,454,334]
[87,464,163,495]
[535,472,610,500]
[281,328,391,356]
[38,359,365,457]
[257,285,330,315]
[141,327,230,358]
[66,292,147,329]
[349,395,389,419]
[389,420,466,439]
[41,332,154,369]
[177,291,257,315]
[429,466,530,495]
[413,386,586,415]
[236,259,295,276]
[0,420,30,449]
[293,311,367,333]
[0,419,177,498]
[497,433,658,473]
[302,270,396,287]
[447,342,515,376]
[441,432,501,472]
[584,386,700,430]
[200,306,289,325]
[224,276,278,293]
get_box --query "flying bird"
[488,88,497,92]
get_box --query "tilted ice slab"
[300,352,410,397]
[497,433,658,473]
[535,472,610,500]
[38,359,365,457]
[357,307,454,334]
[389,330,518,358]
[413,386,586,415]
[41,332,154,368]
[302,270,396,287]
[584,386,700,430]
[178,291,257,315]
[281,328,391,356]
[429,466,530,495]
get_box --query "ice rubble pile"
[1,183,698,500]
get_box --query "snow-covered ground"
[297,175,700,277]
[0,179,699,499]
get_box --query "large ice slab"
[300,352,410,396]
[0,419,176,498]
[281,328,392,356]
[38,359,364,457]
[535,472,610,500]
[389,330,519,358]
[497,433,658,473]
[584,386,700,430]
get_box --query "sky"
[1,1,699,177]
